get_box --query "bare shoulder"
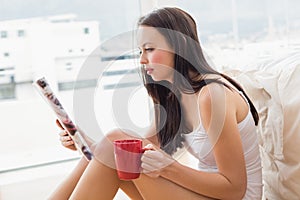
[197,83,236,130]
[197,83,232,108]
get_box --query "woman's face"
[137,26,175,82]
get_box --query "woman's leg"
[68,129,214,200]
[50,129,143,200]
[69,129,146,199]
[119,181,144,200]
[69,158,144,200]
[133,174,214,200]
[48,157,89,199]
[49,129,144,200]
[49,157,143,200]
[69,158,121,199]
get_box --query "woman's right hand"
[56,119,77,151]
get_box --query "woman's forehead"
[137,26,170,49]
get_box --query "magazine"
[33,77,93,161]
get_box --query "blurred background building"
[0,14,100,99]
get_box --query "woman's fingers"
[62,140,74,146]
[56,119,64,130]
[60,136,74,146]
[59,130,68,136]
[59,135,72,142]
[56,120,77,151]
[141,156,158,170]
[59,130,74,146]
[141,149,175,175]
[141,161,158,172]
[143,149,164,160]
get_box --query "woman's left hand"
[141,144,175,178]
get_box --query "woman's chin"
[151,76,162,82]
[148,74,173,83]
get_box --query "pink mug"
[113,139,146,180]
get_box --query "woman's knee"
[92,129,132,149]
[105,128,140,142]
[92,129,139,168]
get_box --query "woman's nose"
[139,53,148,65]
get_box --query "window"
[0,31,8,38]
[0,73,15,100]
[0,2,144,199]
[0,82,16,99]
[171,0,300,69]
[17,30,25,37]
[83,27,89,34]
[65,62,72,70]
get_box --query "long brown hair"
[138,7,259,155]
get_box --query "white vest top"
[183,90,263,200]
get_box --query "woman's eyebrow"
[138,42,154,49]
[141,42,154,47]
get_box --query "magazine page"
[33,77,93,161]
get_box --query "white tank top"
[183,88,263,200]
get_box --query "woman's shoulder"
[197,74,248,125]
[197,78,231,105]
[198,73,238,102]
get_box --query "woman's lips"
[145,68,154,75]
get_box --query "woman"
[50,7,262,200]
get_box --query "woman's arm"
[142,84,247,200]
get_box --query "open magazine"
[33,77,93,161]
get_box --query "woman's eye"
[138,48,154,55]
[145,48,154,52]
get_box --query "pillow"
[223,53,300,199]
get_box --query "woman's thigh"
[133,174,215,200]
[119,181,144,200]
[93,129,213,199]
